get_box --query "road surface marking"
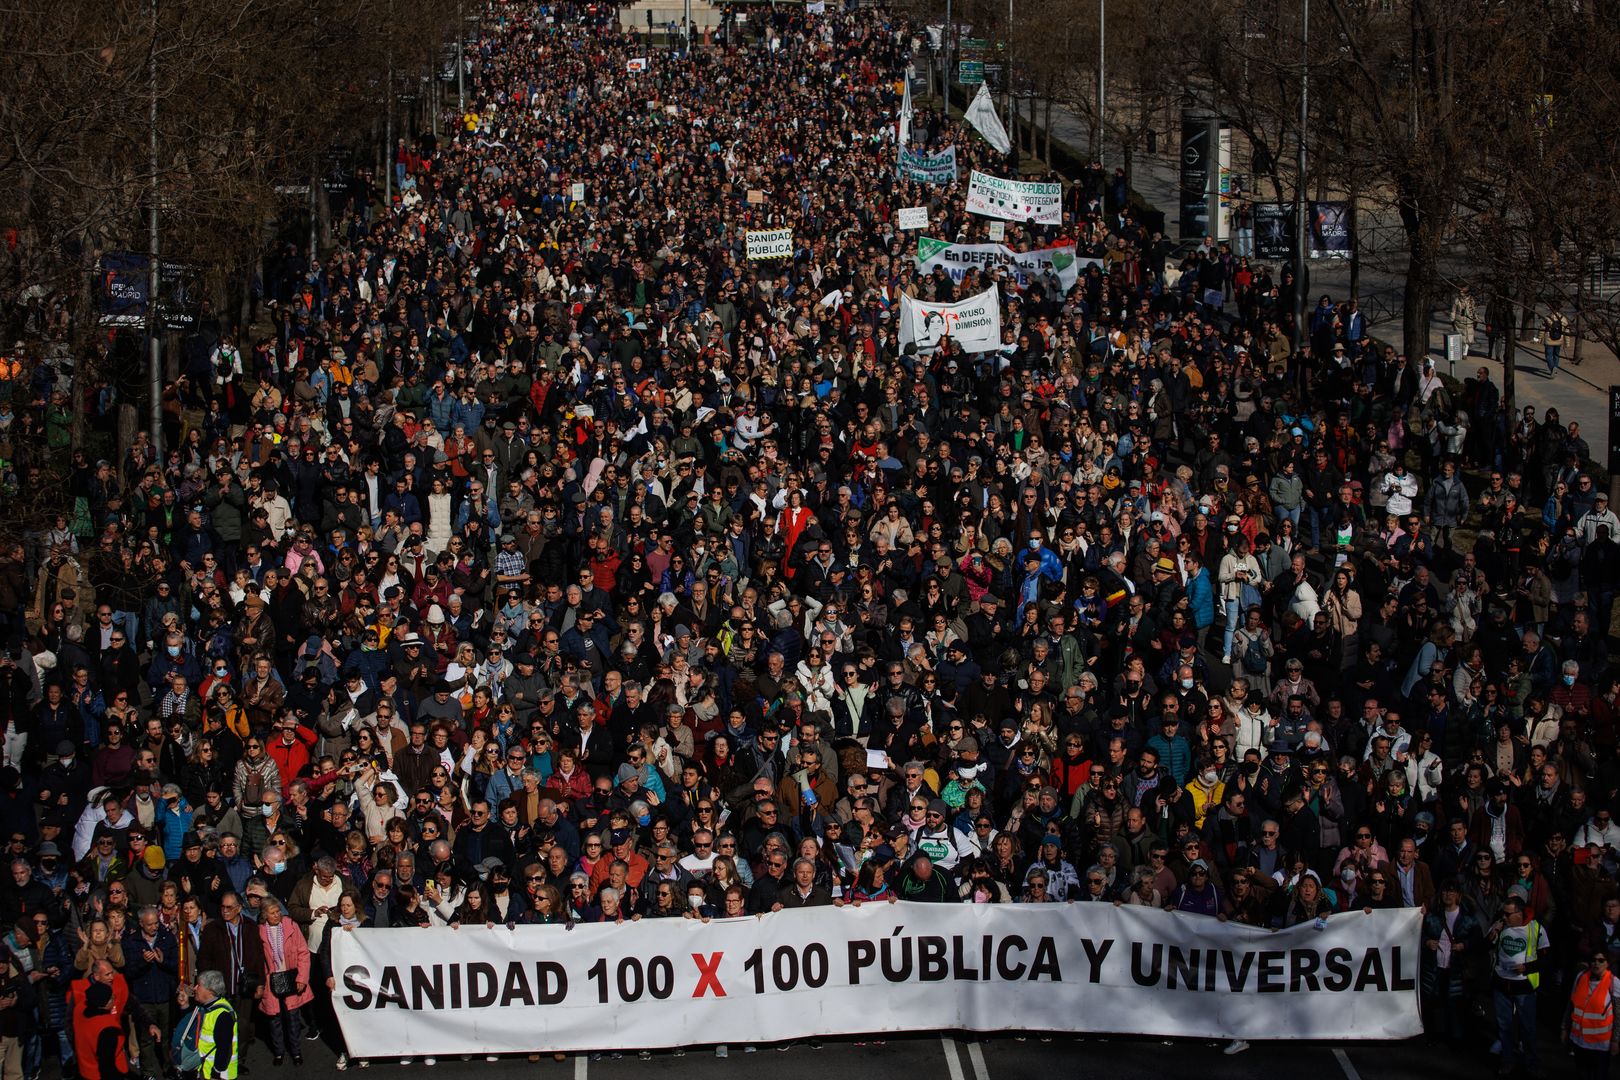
[941,1037,966,1080]
[575,1054,587,1080]
[1333,1049,1361,1080]
[966,1039,991,1080]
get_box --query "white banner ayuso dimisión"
[899,285,1003,355]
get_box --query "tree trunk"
[1402,237,1438,363]
[1502,308,1516,425]
[70,260,97,451]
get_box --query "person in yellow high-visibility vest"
[1564,951,1620,1080]
[1491,898,1549,1076]
[193,971,239,1080]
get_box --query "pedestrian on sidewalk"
[1545,303,1570,376]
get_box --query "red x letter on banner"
[691,952,726,997]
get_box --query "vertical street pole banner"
[1309,201,1353,259]
[98,253,151,327]
[1253,204,1296,263]
[332,905,1423,1057]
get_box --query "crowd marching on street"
[0,2,1617,1078]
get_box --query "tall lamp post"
[1292,0,1309,352]
[1098,0,1105,146]
[148,0,163,453]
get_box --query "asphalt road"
[212,1028,1577,1080]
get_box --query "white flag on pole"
[898,76,914,149]
[964,83,1010,155]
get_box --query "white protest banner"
[966,170,1062,224]
[332,904,1422,1057]
[964,83,1011,155]
[896,145,958,184]
[807,0,826,13]
[896,206,929,231]
[626,57,648,73]
[745,228,794,260]
[914,237,1098,293]
[899,285,1003,355]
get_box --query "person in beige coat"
[1322,568,1364,670]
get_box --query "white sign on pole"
[744,229,794,260]
[570,183,585,203]
[966,170,1062,224]
[899,285,1003,355]
[988,221,1006,242]
[332,905,1423,1057]
[896,206,929,231]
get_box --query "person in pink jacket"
[257,896,314,1065]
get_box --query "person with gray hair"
[255,892,313,1066]
[779,856,833,908]
[189,969,239,1080]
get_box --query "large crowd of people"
[0,1,1616,1077]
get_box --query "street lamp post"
[1005,0,1013,135]
[148,0,162,453]
[1293,0,1309,353]
[1098,0,1105,150]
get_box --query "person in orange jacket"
[66,959,160,1080]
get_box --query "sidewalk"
[1021,99,1620,440]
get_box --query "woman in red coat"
[776,489,814,579]
[256,897,314,1065]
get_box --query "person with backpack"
[1543,303,1571,376]
[1230,607,1276,701]
[180,970,238,1080]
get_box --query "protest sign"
[333,905,1422,1056]
[966,170,1061,224]
[899,285,1003,354]
[896,146,958,184]
[745,229,794,260]
[896,206,929,231]
[914,238,1096,293]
